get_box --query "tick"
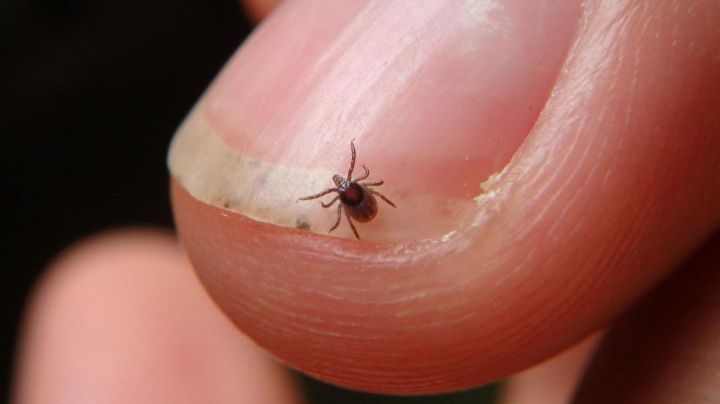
[297,139,396,240]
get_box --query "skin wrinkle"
[493,245,538,288]
[526,2,640,252]
[273,287,483,340]
[627,4,646,129]
[546,128,601,240]
[593,199,655,294]
[506,85,588,213]
[545,186,585,241]
[258,263,454,320]
[515,168,570,243]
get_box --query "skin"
[14,0,720,402]
[13,232,302,404]
[573,233,720,403]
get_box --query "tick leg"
[329,204,343,232]
[297,188,336,201]
[369,189,396,208]
[347,138,357,179]
[321,195,339,208]
[362,178,383,187]
[354,165,370,182]
[344,209,361,240]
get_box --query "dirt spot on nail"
[295,217,310,230]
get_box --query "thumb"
[169,0,720,394]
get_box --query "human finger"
[13,231,302,404]
[501,335,601,404]
[572,232,720,403]
[169,0,720,394]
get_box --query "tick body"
[297,139,396,240]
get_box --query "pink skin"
[500,335,601,404]
[171,0,720,395]
[13,232,301,404]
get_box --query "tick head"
[332,174,345,187]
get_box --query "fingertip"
[13,230,301,404]
[169,0,720,395]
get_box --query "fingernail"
[169,0,580,241]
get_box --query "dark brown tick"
[297,139,396,240]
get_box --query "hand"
[14,1,720,403]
